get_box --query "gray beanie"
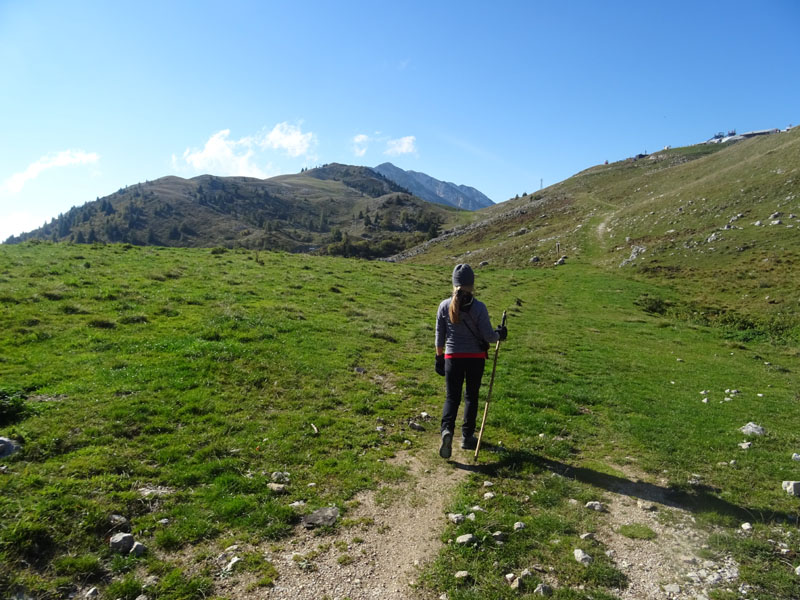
[452,264,475,287]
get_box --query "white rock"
[792,453,800,461]
[739,441,752,449]
[271,471,290,483]
[466,512,476,521]
[85,588,99,599]
[573,548,593,565]
[585,501,604,512]
[782,481,800,496]
[484,492,496,500]
[505,573,516,583]
[740,422,765,436]
[663,583,681,594]
[109,533,135,554]
[580,532,595,540]
[289,500,305,508]
[513,521,525,531]
[741,522,752,532]
[456,533,476,545]
[483,481,494,487]
[267,482,286,493]
[470,505,485,512]
[129,541,147,556]
[533,583,553,596]
[454,570,470,580]
[795,565,800,576]
[493,531,508,543]
[448,513,465,524]
[223,557,242,572]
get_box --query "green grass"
[2,241,799,598]
[617,524,657,540]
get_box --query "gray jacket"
[435,297,499,355]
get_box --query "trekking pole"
[474,310,507,461]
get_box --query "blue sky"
[1,0,798,241]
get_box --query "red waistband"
[445,353,488,359]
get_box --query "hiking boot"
[439,430,453,459]
[461,435,478,450]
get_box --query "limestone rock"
[492,531,508,543]
[271,471,290,483]
[504,573,516,583]
[301,506,340,528]
[663,583,681,594]
[109,533,134,554]
[456,533,476,545]
[739,442,752,449]
[585,501,604,512]
[740,422,765,436]
[513,521,525,531]
[484,491,495,500]
[454,570,470,581]
[740,522,752,532]
[85,588,98,598]
[573,548,593,565]
[267,482,287,493]
[448,513,465,524]
[108,514,130,532]
[533,582,553,596]
[223,556,242,572]
[782,481,800,496]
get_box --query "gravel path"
[214,451,468,600]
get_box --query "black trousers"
[441,357,485,438]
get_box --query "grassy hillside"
[2,242,799,599]
[401,129,800,341]
[5,165,473,258]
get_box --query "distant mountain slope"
[373,162,494,210]
[5,163,469,257]
[392,128,800,331]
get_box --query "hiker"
[435,264,507,458]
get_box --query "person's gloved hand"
[435,354,445,376]
[495,325,508,341]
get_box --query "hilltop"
[4,164,474,258]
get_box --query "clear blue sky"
[1,0,798,241]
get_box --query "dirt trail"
[216,450,469,600]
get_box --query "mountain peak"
[372,164,493,211]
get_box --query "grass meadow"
[1,241,799,599]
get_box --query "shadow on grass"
[451,447,799,526]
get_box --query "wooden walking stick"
[474,310,507,460]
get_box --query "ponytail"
[449,287,461,324]
[448,285,474,324]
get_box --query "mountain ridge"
[372,162,494,210]
[5,164,472,258]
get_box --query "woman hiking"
[435,264,507,459]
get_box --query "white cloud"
[177,123,316,177]
[260,122,315,157]
[385,135,416,156]
[180,129,270,178]
[353,134,369,157]
[2,150,100,194]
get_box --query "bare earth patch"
[214,450,468,600]
[596,465,739,600]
